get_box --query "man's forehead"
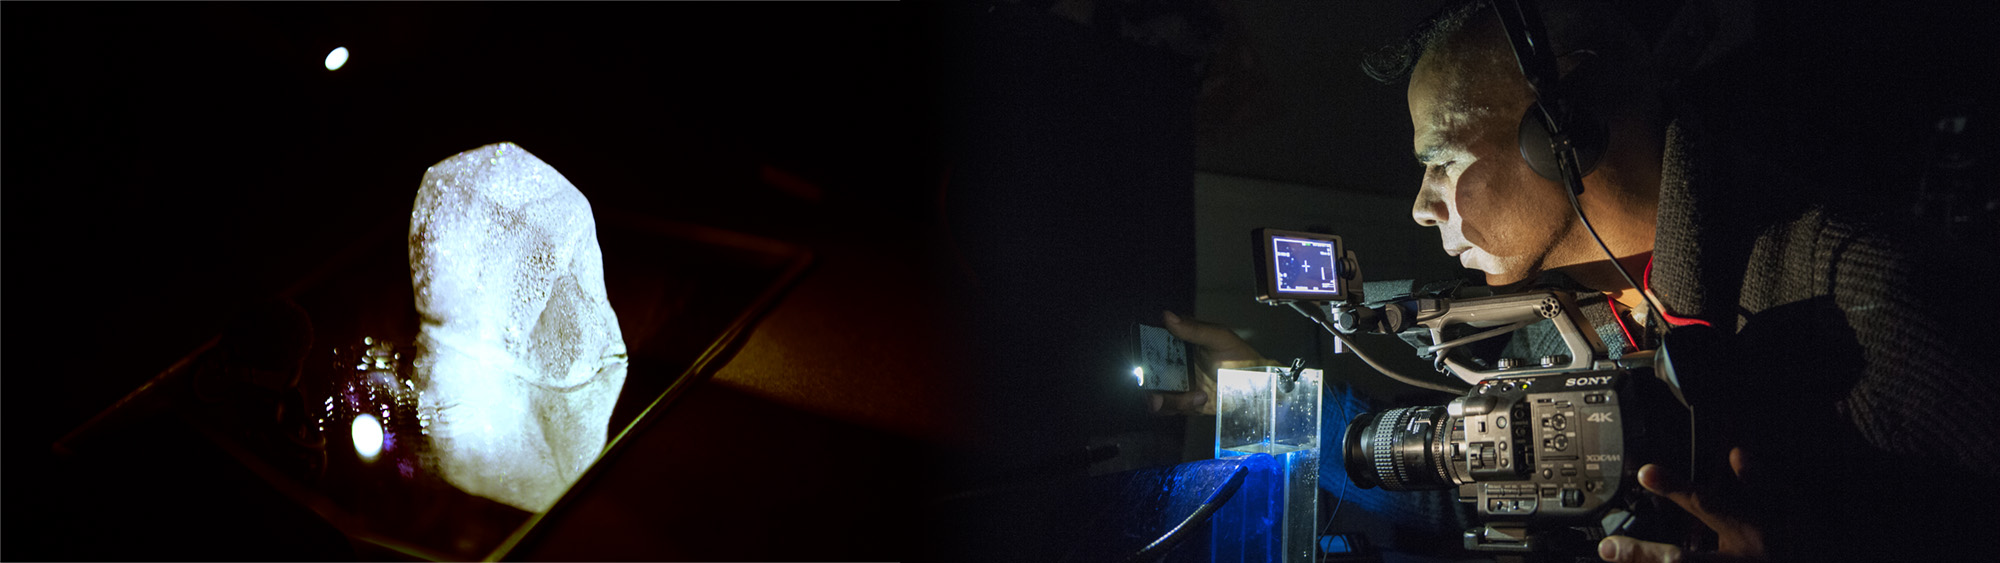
[1409,37,1534,161]
[1409,61,1483,159]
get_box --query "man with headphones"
[1157,0,2000,561]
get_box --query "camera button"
[1561,489,1583,508]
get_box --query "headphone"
[1492,0,1608,193]
[1490,0,1670,328]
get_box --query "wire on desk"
[1119,464,1249,563]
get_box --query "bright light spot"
[325,47,350,71]
[1133,366,1145,386]
[352,413,383,460]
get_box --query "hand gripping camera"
[1252,229,1691,560]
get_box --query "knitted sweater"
[1651,111,2000,475]
[1608,113,1996,560]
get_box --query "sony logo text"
[1564,376,1612,387]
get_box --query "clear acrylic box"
[1214,366,1321,563]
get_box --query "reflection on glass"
[352,414,383,459]
[324,46,349,70]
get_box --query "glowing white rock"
[409,142,627,513]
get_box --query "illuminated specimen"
[407,142,628,512]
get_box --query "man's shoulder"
[1736,205,1975,310]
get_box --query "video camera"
[1252,228,1691,560]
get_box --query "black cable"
[1314,465,1351,558]
[1119,464,1250,563]
[1560,177,1666,335]
[1286,302,1467,394]
[1423,320,1533,356]
[1501,0,1669,334]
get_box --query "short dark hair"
[1361,0,1491,84]
[1363,0,1660,120]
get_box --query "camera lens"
[1342,406,1454,491]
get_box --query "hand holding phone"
[1142,311,1276,416]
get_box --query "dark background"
[5,2,966,560]
[7,1,1997,561]
[6,1,1212,560]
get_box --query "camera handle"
[1415,291,1603,384]
[1336,290,1614,385]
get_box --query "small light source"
[352,413,383,460]
[1133,366,1145,386]
[324,47,350,71]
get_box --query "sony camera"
[1342,365,1688,554]
[1252,228,1691,557]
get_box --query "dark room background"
[6,1,1995,562]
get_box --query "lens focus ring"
[1372,408,1409,491]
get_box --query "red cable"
[1609,298,1642,350]
[1642,258,1714,328]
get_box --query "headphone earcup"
[1517,104,1608,188]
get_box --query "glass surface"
[1216,367,1321,456]
[64,210,810,561]
[1215,366,1321,563]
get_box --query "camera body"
[1334,288,1692,556]
[1249,228,1690,555]
[1343,368,1676,524]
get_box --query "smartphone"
[1133,322,1190,392]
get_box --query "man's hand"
[1598,448,1769,563]
[1148,311,1270,416]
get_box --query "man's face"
[1407,52,1575,286]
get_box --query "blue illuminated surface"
[1319,384,1444,527]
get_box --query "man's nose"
[1412,184,1447,227]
